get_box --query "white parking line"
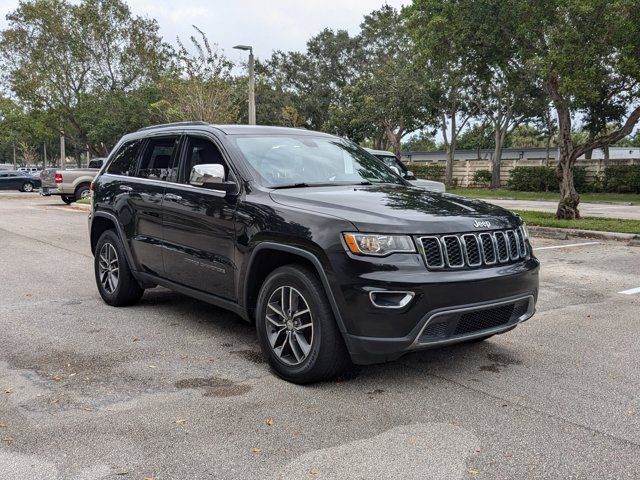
[619,287,640,295]
[533,242,601,251]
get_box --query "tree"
[516,0,640,218]
[0,0,167,156]
[402,130,437,152]
[330,6,437,157]
[406,0,477,186]
[153,26,238,125]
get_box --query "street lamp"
[233,44,256,125]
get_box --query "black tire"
[75,184,90,201]
[21,182,34,192]
[94,229,144,307]
[256,264,351,384]
[61,195,75,204]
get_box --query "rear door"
[125,135,181,276]
[0,173,10,189]
[161,133,238,299]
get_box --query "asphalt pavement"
[1,194,639,479]
[486,198,640,220]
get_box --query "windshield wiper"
[269,182,312,189]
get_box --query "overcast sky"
[0,0,407,62]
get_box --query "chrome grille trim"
[418,228,530,271]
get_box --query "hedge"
[410,163,445,181]
[507,166,588,192]
[601,165,640,193]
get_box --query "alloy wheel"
[265,286,314,366]
[98,243,119,294]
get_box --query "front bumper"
[327,250,539,365]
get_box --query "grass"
[449,188,640,205]
[75,198,91,204]
[514,210,640,235]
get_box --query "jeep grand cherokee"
[89,122,539,383]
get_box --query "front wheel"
[21,182,34,192]
[256,265,351,384]
[94,229,144,306]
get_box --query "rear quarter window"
[106,140,143,176]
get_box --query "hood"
[270,184,520,234]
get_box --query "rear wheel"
[256,265,351,384]
[75,184,90,200]
[21,182,34,192]
[94,229,144,306]
[61,195,75,204]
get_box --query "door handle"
[164,193,182,201]
[119,185,133,192]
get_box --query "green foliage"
[507,166,589,192]
[457,123,494,151]
[410,163,445,181]
[514,210,640,235]
[472,169,492,186]
[602,165,640,193]
[402,131,437,151]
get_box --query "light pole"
[233,44,256,125]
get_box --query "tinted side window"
[136,136,179,181]
[181,137,229,184]
[107,140,143,176]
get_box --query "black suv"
[89,123,539,383]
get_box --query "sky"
[0,0,407,62]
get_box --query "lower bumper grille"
[417,297,532,344]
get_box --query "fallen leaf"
[175,419,186,425]
[180,354,189,359]
[265,418,274,426]
[0,423,7,429]
[252,448,261,453]
[83,406,93,412]
[3,437,13,445]
[52,375,62,382]
[132,337,139,342]
[310,468,320,475]
[148,365,157,369]
[475,448,481,453]
[468,470,479,475]
[4,388,13,394]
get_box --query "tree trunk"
[555,110,580,219]
[445,113,456,186]
[545,136,551,167]
[603,144,610,167]
[491,125,503,189]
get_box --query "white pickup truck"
[40,159,104,204]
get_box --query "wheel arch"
[243,243,347,335]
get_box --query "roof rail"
[137,121,209,132]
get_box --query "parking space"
[1,195,639,479]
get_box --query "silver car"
[365,148,445,193]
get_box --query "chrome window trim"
[440,235,465,269]
[417,236,445,269]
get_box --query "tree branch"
[574,105,640,158]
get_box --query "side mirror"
[189,164,237,193]
[405,170,417,180]
[389,165,401,176]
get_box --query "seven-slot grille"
[419,227,529,270]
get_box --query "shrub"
[472,169,492,186]
[410,163,445,181]
[602,165,640,193]
[507,166,558,191]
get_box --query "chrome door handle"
[164,193,182,201]
[119,185,133,192]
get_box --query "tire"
[21,182,34,192]
[94,229,144,307]
[256,264,351,384]
[61,195,75,204]
[75,184,91,201]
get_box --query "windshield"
[231,135,404,188]
[378,155,407,175]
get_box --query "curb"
[529,225,640,242]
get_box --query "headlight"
[343,233,416,256]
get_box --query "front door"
[161,134,238,300]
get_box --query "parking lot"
[1,194,639,479]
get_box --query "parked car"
[365,148,446,192]
[0,170,41,192]
[17,166,41,175]
[40,166,101,204]
[89,123,539,383]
